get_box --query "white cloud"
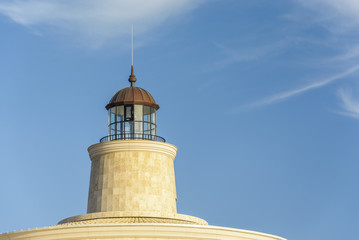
[297,0,359,28]
[309,0,359,18]
[213,40,287,67]
[331,44,359,62]
[233,1,359,111]
[240,63,359,109]
[337,87,359,119]
[0,0,202,48]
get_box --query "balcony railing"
[100,133,166,143]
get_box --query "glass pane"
[151,123,156,136]
[135,121,143,134]
[110,123,116,136]
[116,106,124,122]
[144,122,150,134]
[124,121,133,133]
[143,106,151,122]
[125,105,133,121]
[134,105,143,121]
[116,122,122,134]
[110,107,116,124]
[151,108,156,125]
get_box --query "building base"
[0,223,286,240]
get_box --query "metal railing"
[100,133,166,143]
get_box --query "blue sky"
[1,1,359,239]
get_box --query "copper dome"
[106,66,159,110]
[106,86,159,110]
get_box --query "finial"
[129,65,137,87]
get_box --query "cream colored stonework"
[58,140,207,226]
[87,140,178,216]
[0,224,286,240]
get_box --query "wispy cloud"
[336,87,359,119]
[331,44,359,62]
[233,1,359,112]
[299,0,359,21]
[213,40,287,67]
[241,63,359,109]
[296,0,359,32]
[0,0,202,48]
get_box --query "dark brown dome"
[106,86,159,110]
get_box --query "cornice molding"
[88,140,178,159]
[59,212,207,226]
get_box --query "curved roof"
[106,86,159,110]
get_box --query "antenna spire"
[131,24,133,66]
[129,24,136,87]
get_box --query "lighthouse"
[58,67,207,225]
[0,65,285,240]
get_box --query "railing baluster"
[100,133,165,143]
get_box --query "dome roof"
[106,66,159,110]
[106,86,159,110]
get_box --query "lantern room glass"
[108,105,157,140]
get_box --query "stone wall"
[87,140,177,216]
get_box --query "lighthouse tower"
[59,67,207,225]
